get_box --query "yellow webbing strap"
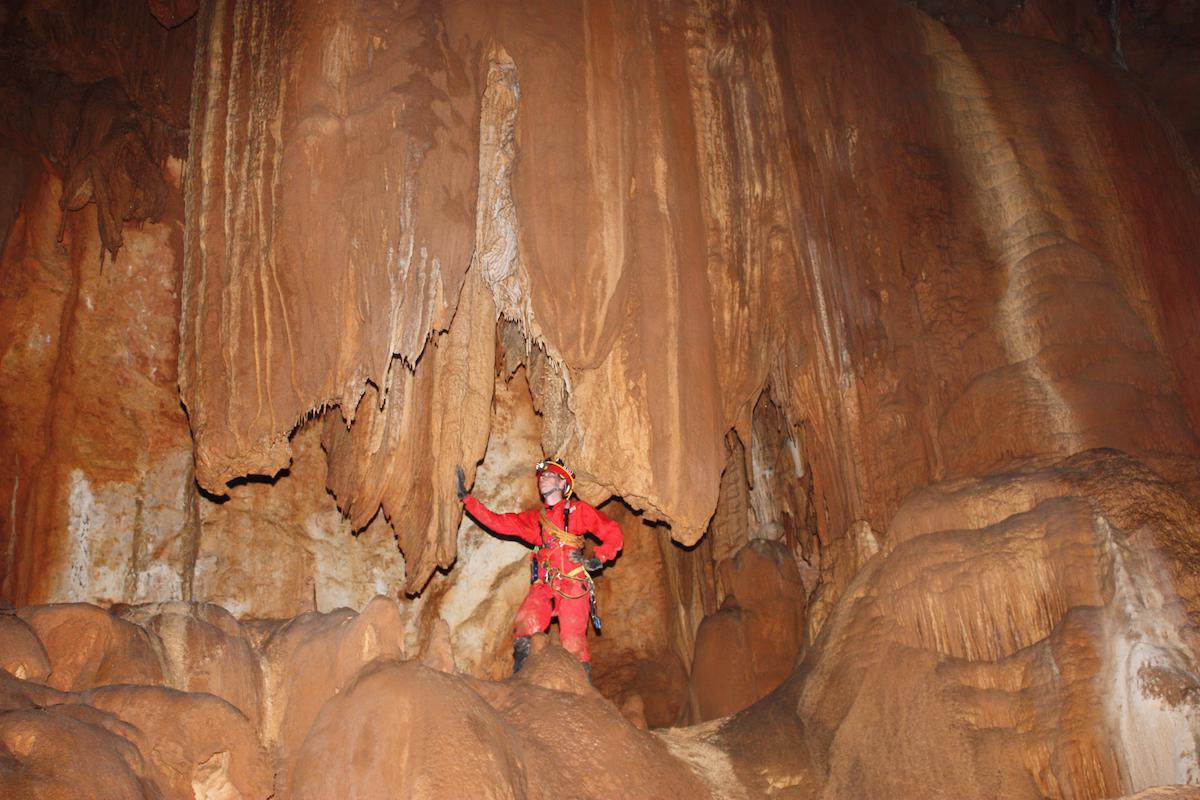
[541,565,591,599]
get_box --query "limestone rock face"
[115,601,264,728]
[288,660,530,799]
[464,644,716,799]
[3,0,1200,796]
[257,595,409,795]
[710,451,1200,798]
[0,600,715,800]
[0,701,164,800]
[589,500,694,729]
[0,613,50,683]
[181,0,491,593]
[148,0,199,29]
[0,166,195,607]
[689,539,806,722]
[192,425,408,618]
[83,684,272,800]
[0,0,198,608]
[920,0,1200,167]
[18,603,164,691]
[4,0,1198,640]
[0,667,269,800]
[176,0,1200,592]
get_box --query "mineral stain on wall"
[2,0,1200,797]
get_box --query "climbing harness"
[531,499,573,585]
[530,499,603,633]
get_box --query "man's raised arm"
[457,466,540,545]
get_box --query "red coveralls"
[463,495,623,663]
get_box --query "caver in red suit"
[459,458,623,679]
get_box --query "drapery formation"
[179,0,1200,591]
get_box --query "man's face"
[538,470,566,498]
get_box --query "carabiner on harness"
[588,577,602,633]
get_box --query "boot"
[512,635,532,674]
[582,662,592,683]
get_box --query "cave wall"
[176,0,1200,599]
[0,1,424,615]
[0,0,196,605]
[168,0,1200,768]
[0,166,194,605]
[3,0,1200,794]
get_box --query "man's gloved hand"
[455,465,468,501]
[568,549,603,571]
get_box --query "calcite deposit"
[173,0,1200,584]
[693,450,1200,798]
[0,599,713,799]
[0,0,197,607]
[3,0,1200,797]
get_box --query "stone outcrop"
[688,539,806,722]
[180,0,490,593]
[19,602,165,691]
[0,598,713,799]
[258,595,408,795]
[0,0,197,607]
[699,450,1200,797]
[0,664,271,800]
[915,0,1200,166]
[0,613,50,683]
[588,500,694,729]
[2,0,1200,797]
[175,0,1200,596]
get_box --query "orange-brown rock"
[0,612,50,682]
[589,501,694,729]
[0,1,195,606]
[289,660,530,799]
[689,539,806,722]
[148,0,199,29]
[923,0,1200,169]
[0,658,269,800]
[258,595,409,795]
[0,164,195,607]
[173,0,1200,594]
[84,684,272,800]
[291,645,714,798]
[0,701,164,800]
[4,0,1200,796]
[115,601,263,727]
[465,643,716,799]
[0,156,411,615]
[1117,789,1200,800]
[193,425,408,618]
[180,0,490,593]
[709,450,1200,798]
[17,602,164,691]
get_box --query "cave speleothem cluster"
[2,0,1200,797]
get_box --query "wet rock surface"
[0,600,714,799]
[689,539,806,722]
[2,0,1200,797]
[707,450,1200,798]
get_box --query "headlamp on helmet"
[535,457,575,498]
